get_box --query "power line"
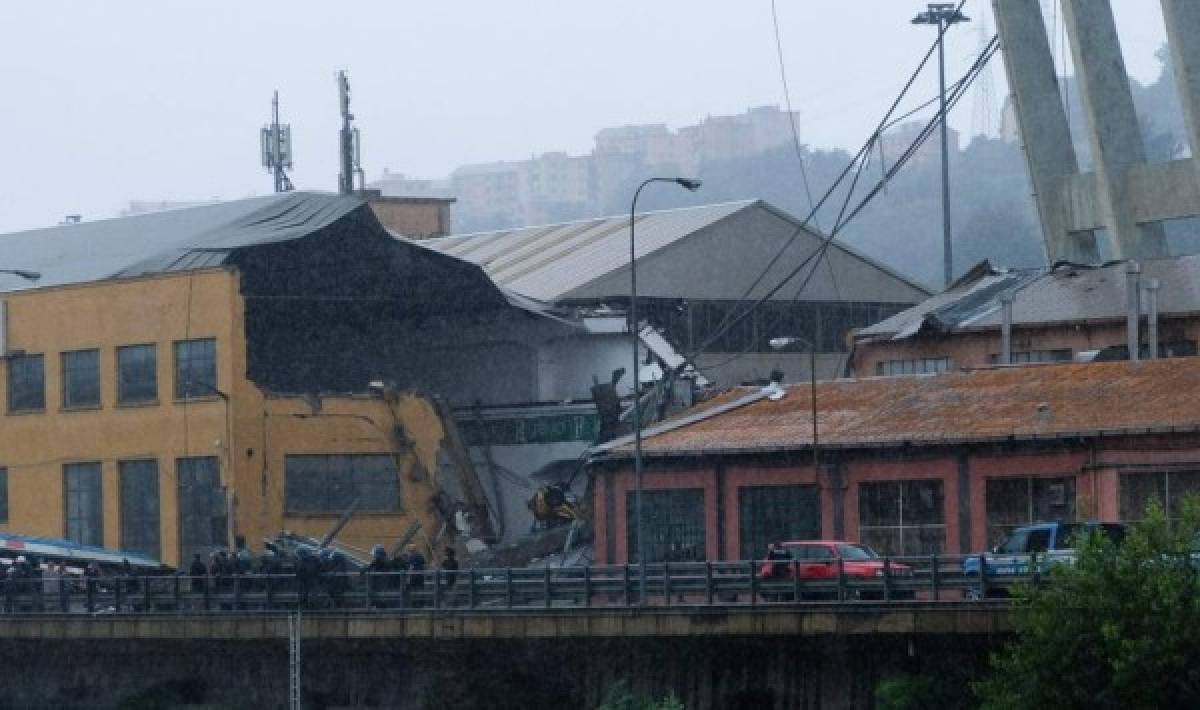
[770,0,820,230]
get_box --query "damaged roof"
[592,357,1200,458]
[858,256,1200,341]
[0,192,361,293]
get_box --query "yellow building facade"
[0,266,453,567]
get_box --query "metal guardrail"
[0,555,1032,614]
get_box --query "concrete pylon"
[1060,0,1168,260]
[1160,0,1200,168]
[992,0,1098,263]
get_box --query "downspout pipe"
[1126,261,1141,362]
[999,291,1014,365]
[1145,277,1160,359]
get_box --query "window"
[858,479,945,556]
[119,460,160,559]
[62,349,100,408]
[7,354,44,412]
[285,454,401,513]
[988,349,1073,365]
[985,477,1076,547]
[876,357,951,377]
[738,485,820,560]
[64,462,103,546]
[625,488,706,563]
[174,338,217,399]
[1120,470,1200,525]
[177,457,227,562]
[117,344,157,404]
[0,468,7,523]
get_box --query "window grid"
[7,354,44,412]
[988,349,1073,365]
[177,456,227,563]
[858,480,946,557]
[985,476,1076,547]
[117,344,157,404]
[174,338,217,400]
[1119,470,1200,527]
[625,488,706,563]
[119,459,160,560]
[64,462,103,546]
[285,454,402,513]
[62,349,100,408]
[737,485,820,560]
[876,357,952,377]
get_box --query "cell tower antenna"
[971,15,996,138]
[336,70,364,194]
[260,91,294,192]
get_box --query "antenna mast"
[336,71,364,194]
[260,91,294,192]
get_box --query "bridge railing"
[0,554,1033,614]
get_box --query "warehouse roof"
[857,256,1200,341]
[0,192,361,294]
[592,357,1200,458]
[411,200,928,304]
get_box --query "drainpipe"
[999,291,1014,365]
[1125,261,1141,362]
[1145,278,1160,359]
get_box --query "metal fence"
[0,555,1034,614]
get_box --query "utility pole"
[913,3,969,289]
[260,91,294,193]
[336,70,363,194]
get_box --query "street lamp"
[630,176,701,600]
[912,3,969,289]
[0,270,40,282]
[768,337,820,479]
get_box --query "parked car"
[962,521,1126,598]
[759,540,914,600]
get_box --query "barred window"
[117,344,157,404]
[119,460,160,559]
[1120,470,1200,525]
[8,353,44,412]
[285,454,401,513]
[625,488,706,563]
[859,479,945,556]
[177,456,226,562]
[65,462,103,546]
[876,357,951,376]
[738,485,820,560]
[174,338,217,399]
[985,476,1075,547]
[62,349,100,408]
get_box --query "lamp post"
[630,176,700,601]
[768,337,820,478]
[912,3,969,288]
[0,269,40,281]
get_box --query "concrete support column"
[1160,0,1200,169]
[1061,0,1168,259]
[992,0,1098,263]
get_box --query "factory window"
[174,338,217,400]
[858,479,945,556]
[64,462,103,546]
[0,468,7,523]
[1120,470,1200,526]
[177,456,227,562]
[117,344,157,404]
[61,349,100,408]
[284,454,401,514]
[7,353,44,413]
[987,349,1073,365]
[875,357,951,376]
[119,460,160,560]
[985,476,1076,548]
[738,485,820,560]
[625,488,706,563]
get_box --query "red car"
[758,540,914,600]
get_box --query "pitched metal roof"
[858,256,1200,340]
[592,357,1200,458]
[0,192,361,294]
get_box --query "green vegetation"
[974,499,1200,709]
[597,680,686,710]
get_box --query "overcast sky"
[0,1,1169,233]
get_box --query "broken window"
[64,462,103,546]
[1120,470,1200,525]
[284,454,401,514]
[117,344,157,404]
[985,476,1076,547]
[174,338,217,399]
[625,488,706,563]
[62,349,100,408]
[737,484,820,560]
[119,459,160,560]
[7,353,44,412]
[858,479,945,556]
[177,456,226,562]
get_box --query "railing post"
[114,578,124,613]
[583,566,592,608]
[265,574,275,610]
[504,568,513,609]
[365,573,375,610]
[704,562,713,606]
[883,557,892,602]
[792,560,801,603]
[837,557,846,602]
[233,575,243,610]
[434,570,443,610]
[143,575,152,612]
[749,560,758,607]
[663,563,672,604]
[930,554,941,599]
[978,553,989,600]
[202,576,211,611]
[622,565,631,607]
[467,569,477,609]
[543,567,552,609]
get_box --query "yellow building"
[0,193,507,566]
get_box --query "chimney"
[1125,261,1141,362]
[365,194,456,239]
[999,290,1014,365]
[1144,277,1160,359]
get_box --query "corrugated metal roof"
[859,256,1200,340]
[0,192,361,294]
[595,357,1200,457]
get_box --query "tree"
[974,500,1200,709]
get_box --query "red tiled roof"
[601,358,1200,457]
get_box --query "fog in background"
[0,1,1173,283]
